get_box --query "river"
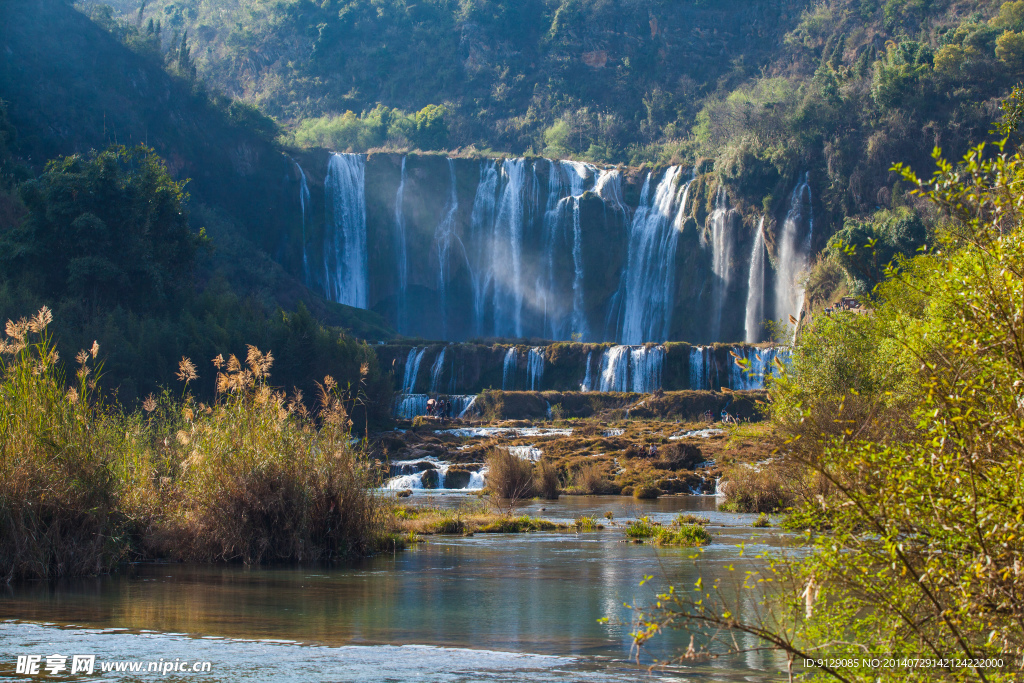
[1,496,791,681]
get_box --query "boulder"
[421,469,440,489]
[444,469,473,489]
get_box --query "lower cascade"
[394,394,478,420]
[384,457,486,491]
[596,345,665,393]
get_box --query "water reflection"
[1,499,790,681]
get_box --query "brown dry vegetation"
[0,310,392,581]
[378,412,777,500]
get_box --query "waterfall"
[401,347,427,394]
[775,174,814,327]
[541,160,568,339]
[393,394,478,419]
[629,346,665,393]
[728,346,790,390]
[469,161,500,337]
[527,347,545,390]
[744,217,766,344]
[596,345,665,392]
[492,160,528,337]
[689,346,720,391]
[708,184,734,342]
[462,157,629,341]
[394,156,408,332]
[502,347,518,390]
[570,197,589,340]
[294,160,311,285]
[434,159,463,339]
[616,167,688,344]
[428,347,447,393]
[594,169,627,213]
[599,346,631,392]
[323,153,368,308]
[580,350,593,392]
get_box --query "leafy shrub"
[478,516,557,533]
[624,516,710,546]
[633,482,661,500]
[569,462,617,494]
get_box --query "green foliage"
[573,515,599,532]
[478,515,557,533]
[827,207,928,291]
[634,94,1024,677]
[624,516,711,546]
[4,146,200,311]
[632,482,660,500]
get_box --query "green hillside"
[78,0,1024,255]
[0,0,395,411]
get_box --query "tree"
[632,95,1024,682]
[2,145,202,312]
[826,207,928,292]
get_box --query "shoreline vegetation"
[0,310,392,581]
[629,95,1024,679]
[0,308,742,583]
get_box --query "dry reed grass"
[0,309,390,580]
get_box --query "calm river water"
[1,496,791,682]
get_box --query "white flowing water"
[293,160,311,285]
[394,394,477,419]
[429,347,448,393]
[629,346,665,393]
[323,153,367,308]
[401,347,427,394]
[744,217,766,343]
[502,347,518,390]
[541,160,568,340]
[615,167,688,344]
[527,347,545,390]
[394,156,409,332]
[438,427,574,438]
[470,161,500,337]
[688,346,718,391]
[708,184,734,342]
[595,345,664,392]
[508,446,543,462]
[580,350,594,392]
[435,159,464,339]
[599,345,631,392]
[492,159,528,337]
[570,196,589,340]
[775,174,814,327]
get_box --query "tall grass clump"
[0,309,145,581]
[160,348,387,564]
[717,465,793,513]
[535,458,560,499]
[0,309,391,578]
[485,447,536,513]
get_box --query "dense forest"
[83,0,1024,219]
[0,0,394,415]
[3,0,1024,404]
